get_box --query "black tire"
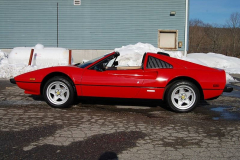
[43,76,75,108]
[165,81,200,113]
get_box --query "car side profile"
[10,52,232,112]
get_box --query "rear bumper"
[224,85,233,92]
[10,78,16,84]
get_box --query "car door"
[81,68,145,98]
[135,54,173,99]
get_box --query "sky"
[190,0,240,25]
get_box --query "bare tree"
[188,12,240,57]
[204,24,223,53]
[226,12,240,57]
[189,19,207,53]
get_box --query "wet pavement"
[0,76,240,160]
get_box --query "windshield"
[76,53,112,68]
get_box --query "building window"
[147,56,173,69]
[158,30,178,50]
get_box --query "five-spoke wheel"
[166,81,200,112]
[43,76,74,108]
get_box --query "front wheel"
[43,76,75,108]
[166,81,200,113]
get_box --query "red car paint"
[13,52,226,100]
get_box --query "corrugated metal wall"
[0,0,187,50]
[0,0,57,48]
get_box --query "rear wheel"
[43,76,74,108]
[166,81,200,113]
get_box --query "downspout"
[57,2,59,47]
[184,0,189,56]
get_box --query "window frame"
[158,30,178,50]
[146,55,173,69]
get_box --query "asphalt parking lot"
[1,75,240,160]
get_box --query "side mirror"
[113,61,118,66]
[96,63,106,72]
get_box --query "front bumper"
[223,85,233,92]
[10,78,16,84]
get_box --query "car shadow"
[29,95,45,101]
[76,96,171,112]
[78,96,162,106]
[28,94,171,112]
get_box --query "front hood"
[14,65,82,83]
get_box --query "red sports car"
[10,52,232,112]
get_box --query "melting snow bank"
[0,44,71,79]
[115,42,183,66]
[0,50,9,66]
[0,45,71,79]
[0,63,60,79]
[0,43,240,84]
[185,53,240,74]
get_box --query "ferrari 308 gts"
[10,52,232,112]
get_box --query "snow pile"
[0,44,72,79]
[0,64,39,79]
[185,53,240,74]
[0,50,8,65]
[115,42,183,66]
[226,73,237,83]
[0,50,5,59]
[0,58,56,79]
[35,43,44,49]
[8,44,70,66]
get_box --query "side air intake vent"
[147,56,173,69]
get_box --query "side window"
[90,59,109,70]
[89,55,116,70]
[147,56,173,69]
